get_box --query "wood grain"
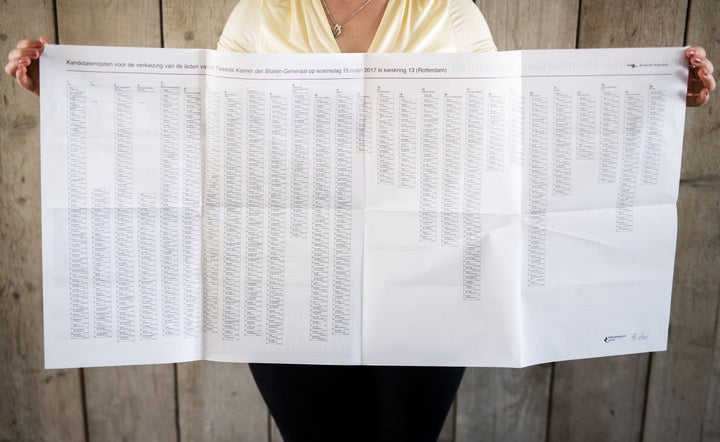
[549,356,648,441]
[162,0,238,49]
[56,0,161,46]
[178,362,268,441]
[475,0,579,50]
[703,298,720,440]
[0,1,86,441]
[456,367,552,442]
[83,365,177,442]
[578,0,687,48]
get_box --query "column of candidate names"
[367,74,670,295]
[201,79,355,346]
[65,75,357,346]
[369,80,522,301]
[65,79,203,342]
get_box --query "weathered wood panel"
[456,367,552,442]
[162,0,238,49]
[178,362,268,441]
[549,356,648,441]
[53,1,178,441]
[83,365,177,441]
[476,0,579,50]
[55,0,161,46]
[2,2,720,441]
[704,299,720,440]
[577,0,687,48]
[643,2,720,438]
[0,1,86,441]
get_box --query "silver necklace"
[321,0,374,38]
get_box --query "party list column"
[41,46,207,367]
[201,51,365,365]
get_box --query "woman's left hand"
[686,46,715,107]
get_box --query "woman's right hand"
[5,37,49,97]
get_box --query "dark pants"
[249,363,465,442]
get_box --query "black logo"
[603,334,627,343]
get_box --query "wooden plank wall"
[1,0,718,440]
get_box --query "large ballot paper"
[40,44,688,368]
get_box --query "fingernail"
[688,49,696,56]
[694,57,703,65]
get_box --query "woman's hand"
[686,46,715,107]
[5,37,49,97]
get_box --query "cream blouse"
[217,0,497,53]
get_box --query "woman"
[216,5,496,440]
[5,1,716,441]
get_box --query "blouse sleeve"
[217,0,263,52]
[449,0,498,53]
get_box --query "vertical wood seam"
[159,0,165,48]
[640,355,654,442]
[682,0,692,45]
[52,0,60,43]
[545,363,555,442]
[174,364,181,442]
[574,0,583,48]
[80,368,90,442]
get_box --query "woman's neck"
[321,0,389,53]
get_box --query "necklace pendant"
[332,23,342,38]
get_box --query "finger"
[37,36,49,55]
[700,69,716,92]
[692,58,716,93]
[700,59,716,90]
[686,46,707,62]
[687,49,710,74]
[8,47,41,63]
[5,55,33,74]
[4,61,17,77]
[687,88,709,107]
[8,47,20,62]
[688,72,707,94]
[15,64,35,92]
[16,39,44,50]
[704,58,714,75]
